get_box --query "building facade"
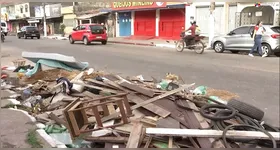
[112,2,187,40]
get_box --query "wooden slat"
[72,81,119,94]
[86,79,118,90]
[126,122,143,148]
[131,83,195,110]
[119,81,155,97]
[146,128,280,140]
[128,94,170,118]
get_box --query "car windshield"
[1,23,6,27]
[271,27,280,33]
[89,25,104,34]
[26,27,38,31]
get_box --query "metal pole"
[43,3,47,37]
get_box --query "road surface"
[2,36,279,127]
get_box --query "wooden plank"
[186,101,224,148]
[157,117,180,129]
[103,78,130,92]
[84,136,129,143]
[168,137,173,148]
[128,94,170,118]
[119,81,155,97]
[49,112,68,127]
[126,122,143,148]
[178,100,212,148]
[131,83,195,110]
[86,79,118,90]
[146,128,280,140]
[144,136,153,148]
[72,81,119,94]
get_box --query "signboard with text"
[111,2,167,10]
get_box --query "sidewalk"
[0,109,35,148]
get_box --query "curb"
[108,41,155,47]
[7,108,67,148]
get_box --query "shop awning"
[76,12,109,20]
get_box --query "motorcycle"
[175,32,205,54]
[1,28,5,42]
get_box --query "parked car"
[211,25,280,57]
[69,24,107,45]
[17,26,40,39]
[1,20,8,36]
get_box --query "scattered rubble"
[1,52,279,148]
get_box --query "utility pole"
[42,3,47,37]
[208,2,215,48]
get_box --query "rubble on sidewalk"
[1,52,279,148]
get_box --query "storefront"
[118,12,132,36]
[111,2,168,37]
[134,10,156,36]
[159,8,185,39]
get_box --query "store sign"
[111,2,167,10]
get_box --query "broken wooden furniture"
[63,93,132,138]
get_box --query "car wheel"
[23,34,27,39]
[261,43,272,56]
[83,37,89,45]
[101,40,107,45]
[214,41,225,53]
[18,35,21,39]
[37,36,40,39]
[230,50,239,54]
[4,33,7,36]
[69,36,74,44]
[31,37,34,39]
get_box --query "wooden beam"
[131,83,195,110]
[128,94,170,118]
[146,128,280,140]
[126,122,143,148]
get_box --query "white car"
[1,20,8,36]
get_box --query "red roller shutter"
[134,10,156,36]
[159,8,185,39]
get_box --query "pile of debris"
[1,52,279,148]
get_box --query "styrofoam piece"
[36,123,46,129]
[36,129,57,148]
[7,99,21,105]
[91,129,112,137]
[49,133,73,145]
[72,80,84,93]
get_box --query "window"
[1,23,6,27]
[80,25,86,30]
[25,4,28,12]
[20,6,23,13]
[76,26,81,30]
[20,27,25,31]
[233,27,250,34]
[89,25,104,34]
[271,27,280,33]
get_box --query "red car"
[69,24,107,45]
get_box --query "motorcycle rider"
[183,21,199,45]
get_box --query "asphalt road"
[2,36,279,127]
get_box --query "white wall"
[15,3,30,18]
[131,11,135,35]
[237,2,280,26]
[115,12,119,37]
[155,9,160,36]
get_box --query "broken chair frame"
[63,93,133,138]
